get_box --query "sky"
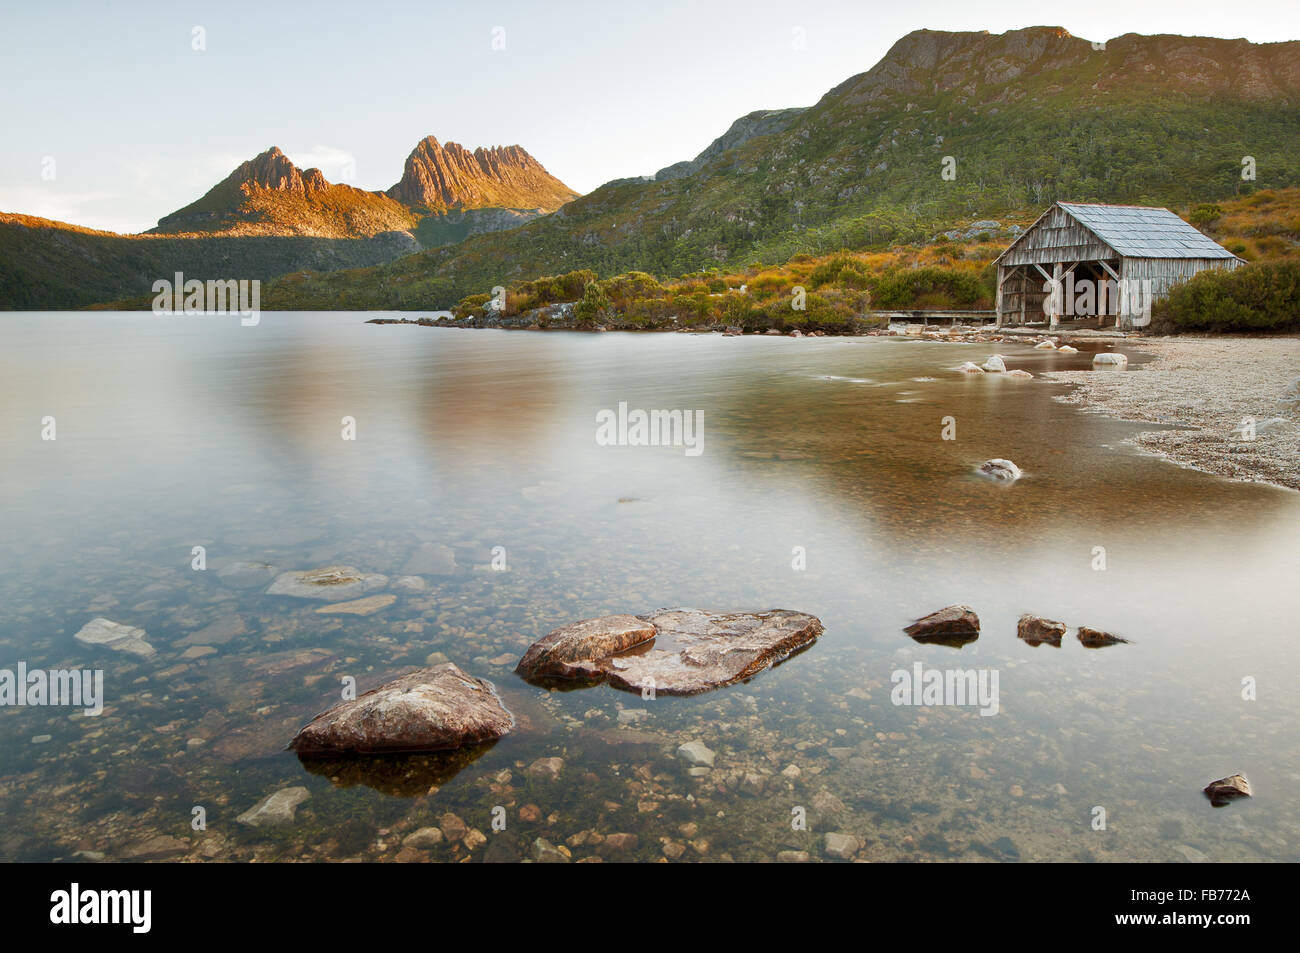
[1,0,1297,234]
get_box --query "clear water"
[1,312,1296,862]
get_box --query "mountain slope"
[265,26,1300,309]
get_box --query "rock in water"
[516,615,656,679]
[978,459,1022,482]
[1093,352,1128,368]
[289,663,513,754]
[1204,774,1252,807]
[74,618,155,657]
[516,608,823,696]
[904,605,980,646]
[266,565,388,601]
[1017,614,1066,646]
[236,786,310,827]
[1076,626,1132,648]
[1034,340,1057,350]
[1058,344,1078,353]
[981,354,1007,372]
[956,362,984,374]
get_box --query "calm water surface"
[1,313,1296,862]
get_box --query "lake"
[1,312,1296,862]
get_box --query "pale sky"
[1,0,1296,234]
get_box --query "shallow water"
[1,313,1296,862]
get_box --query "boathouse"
[993,202,1242,329]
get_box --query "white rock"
[981,354,1007,372]
[677,740,716,767]
[978,459,1022,482]
[1033,340,1057,350]
[956,362,984,374]
[1092,352,1128,367]
[1058,344,1078,353]
[74,618,155,657]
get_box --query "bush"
[1153,261,1300,332]
[868,266,989,309]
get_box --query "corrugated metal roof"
[1057,203,1238,259]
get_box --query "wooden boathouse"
[993,202,1242,329]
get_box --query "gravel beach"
[1043,336,1300,491]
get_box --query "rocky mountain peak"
[388,136,575,213]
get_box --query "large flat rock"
[74,618,156,657]
[289,663,513,754]
[266,565,388,601]
[516,608,823,696]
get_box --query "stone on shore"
[978,458,1022,482]
[266,566,388,601]
[516,608,823,696]
[1017,614,1067,646]
[905,605,980,646]
[74,618,155,657]
[236,786,310,827]
[289,663,513,754]
[1076,626,1132,648]
[1093,352,1128,368]
[1204,774,1252,807]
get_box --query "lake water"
[1,312,1297,862]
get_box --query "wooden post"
[995,266,1005,327]
[1050,262,1062,329]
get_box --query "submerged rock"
[74,618,155,657]
[215,559,278,588]
[677,740,716,767]
[1204,774,1252,807]
[266,565,388,601]
[516,608,823,695]
[905,605,979,646]
[978,458,1022,482]
[402,543,458,576]
[1076,626,1132,648]
[236,786,310,827]
[314,593,397,616]
[1017,614,1066,646]
[289,663,513,754]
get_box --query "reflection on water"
[0,313,1297,862]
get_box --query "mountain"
[150,140,576,239]
[263,26,1300,310]
[149,147,418,238]
[1,137,577,309]
[388,136,577,213]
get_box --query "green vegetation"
[1153,262,1300,333]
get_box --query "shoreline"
[1040,335,1300,492]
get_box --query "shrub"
[1153,261,1300,332]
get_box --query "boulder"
[516,615,656,680]
[978,458,1022,482]
[516,608,823,696]
[1005,369,1034,379]
[981,354,1007,372]
[1058,344,1078,353]
[956,362,984,374]
[1033,340,1057,350]
[905,605,979,646]
[266,565,388,601]
[1017,614,1066,646]
[1076,626,1132,648]
[1203,774,1252,807]
[289,663,513,754]
[74,618,155,657]
[1093,352,1128,368]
